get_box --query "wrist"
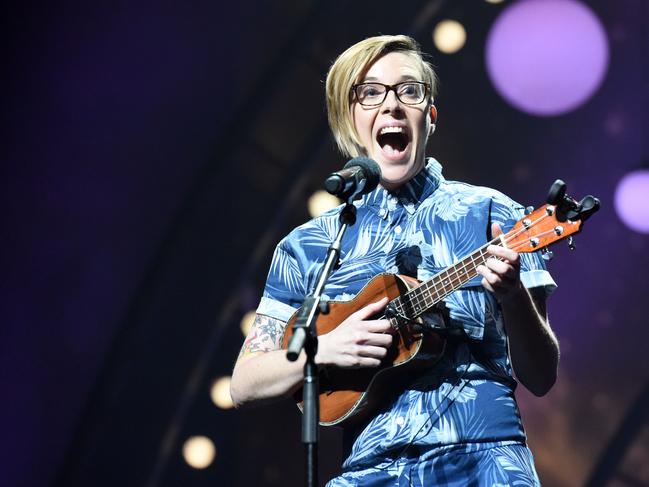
[314,336,331,367]
[498,281,526,306]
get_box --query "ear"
[428,104,438,136]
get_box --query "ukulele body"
[282,273,446,427]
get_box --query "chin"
[379,168,412,190]
[377,159,419,188]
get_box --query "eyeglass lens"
[355,82,426,106]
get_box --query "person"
[230,35,559,486]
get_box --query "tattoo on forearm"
[238,314,286,358]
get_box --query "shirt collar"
[359,158,444,218]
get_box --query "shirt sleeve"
[256,237,306,322]
[489,194,557,297]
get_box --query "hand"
[477,223,523,302]
[316,297,393,368]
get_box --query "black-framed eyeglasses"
[352,81,429,106]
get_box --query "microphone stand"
[286,200,358,487]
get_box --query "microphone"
[324,157,381,199]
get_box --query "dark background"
[2,1,648,486]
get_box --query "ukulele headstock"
[505,180,600,254]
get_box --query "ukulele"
[281,180,599,427]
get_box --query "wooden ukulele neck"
[389,236,503,321]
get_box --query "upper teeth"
[380,126,404,135]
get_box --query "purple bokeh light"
[614,169,649,234]
[486,0,609,116]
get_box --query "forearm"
[501,285,559,396]
[231,350,306,408]
[230,299,393,408]
[229,313,304,408]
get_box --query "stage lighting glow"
[614,169,649,234]
[182,436,216,469]
[210,376,234,409]
[486,0,609,116]
[433,20,466,54]
[240,310,256,336]
[308,190,341,218]
[485,0,505,3]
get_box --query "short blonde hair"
[325,35,438,158]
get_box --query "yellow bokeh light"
[240,310,256,336]
[182,436,216,469]
[308,190,341,218]
[433,20,467,54]
[210,376,234,409]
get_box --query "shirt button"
[378,208,387,218]
[394,225,402,234]
[395,416,405,426]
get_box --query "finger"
[357,345,390,359]
[479,272,499,295]
[482,270,502,287]
[487,244,519,264]
[484,258,516,279]
[365,319,393,333]
[477,264,501,287]
[481,277,495,294]
[352,297,389,320]
[355,357,382,368]
[476,264,489,279]
[478,265,519,296]
[359,330,393,347]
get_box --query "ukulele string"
[445,208,556,286]
[505,228,561,253]
[396,208,554,312]
[380,208,554,328]
[500,208,554,248]
[361,211,554,468]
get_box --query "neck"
[379,161,426,192]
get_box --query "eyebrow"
[362,75,419,83]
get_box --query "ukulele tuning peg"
[525,206,534,215]
[567,236,576,251]
[541,248,554,261]
[547,179,567,205]
[575,195,601,222]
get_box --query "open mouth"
[376,126,410,159]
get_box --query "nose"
[381,88,403,113]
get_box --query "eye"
[358,84,383,99]
[399,83,417,96]
[396,83,426,103]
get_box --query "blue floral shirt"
[257,159,556,473]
